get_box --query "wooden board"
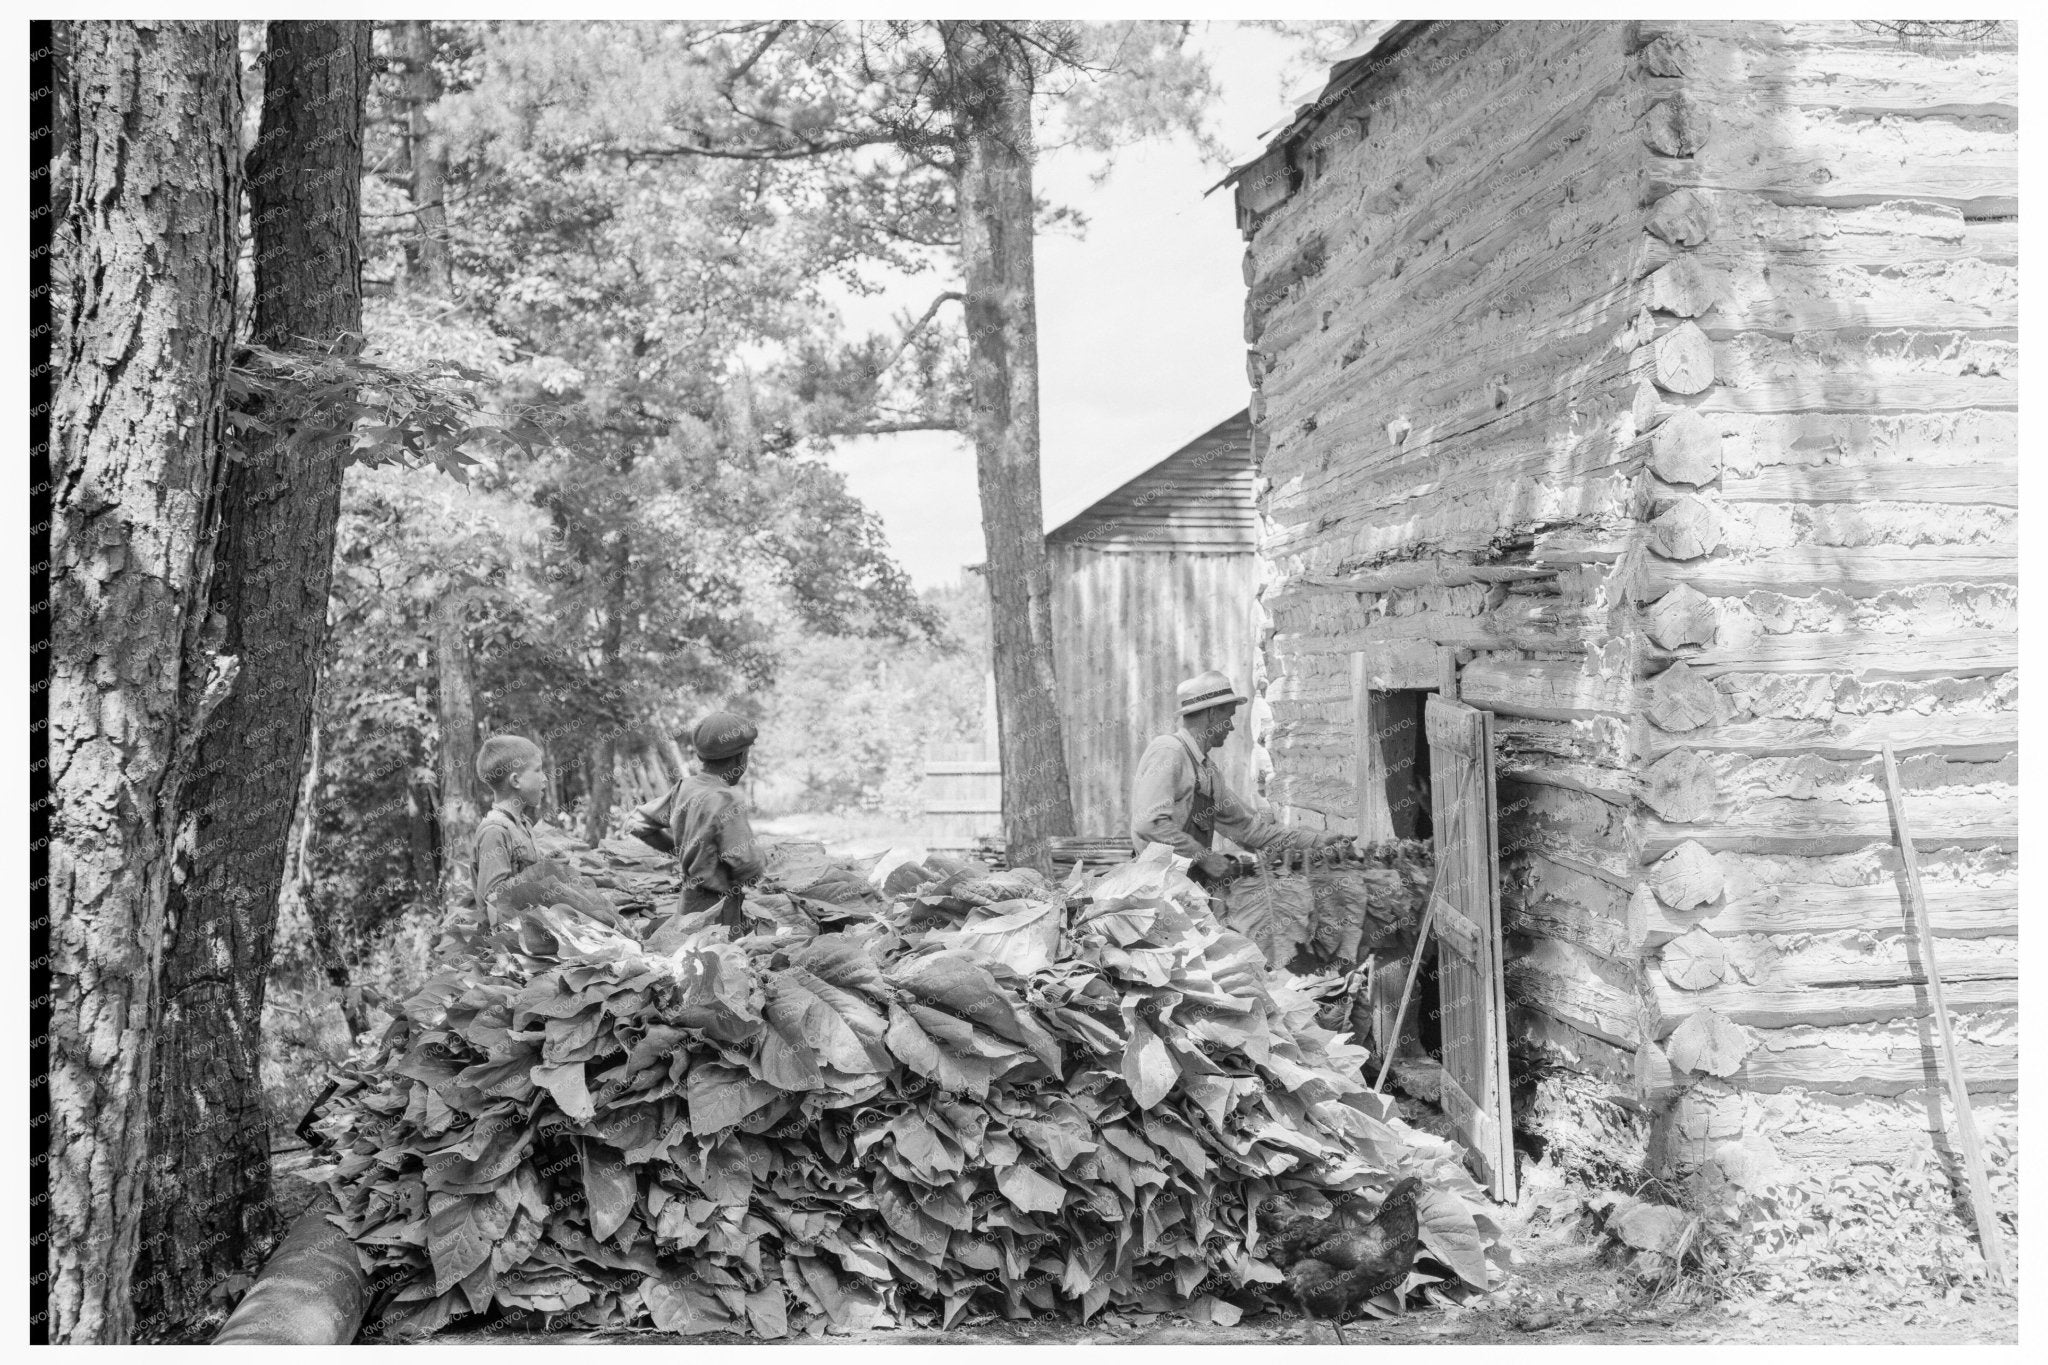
[1639,711,2016,762]
[1728,1030,2017,1097]
[1353,639,1443,691]
[1639,545,2016,599]
[1681,630,2016,679]
[1461,658,1633,722]
[1505,939,1650,1050]
[1645,117,2016,213]
[1651,975,2019,1034]
[1719,460,2017,509]
[1427,695,1516,1202]
[1352,655,1394,844]
[1710,880,2017,940]
[1640,794,2016,856]
[920,752,1002,851]
[1690,374,2015,416]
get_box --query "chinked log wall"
[1620,20,2017,1177]
[1239,19,2017,1178]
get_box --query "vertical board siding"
[1049,545,1258,837]
[1428,696,1516,1201]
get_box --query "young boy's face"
[504,756,547,808]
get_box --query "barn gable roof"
[1044,409,1254,552]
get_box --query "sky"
[824,23,1317,588]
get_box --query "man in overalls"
[1130,669,1350,889]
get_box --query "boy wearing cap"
[668,710,767,929]
[1131,669,1349,887]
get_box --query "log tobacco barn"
[1229,19,2016,1190]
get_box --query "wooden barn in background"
[1043,410,1263,838]
[1227,19,2016,1192]
[920,412,1266,850]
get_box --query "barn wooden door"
[1426,695,1516,1202]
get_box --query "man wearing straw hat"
[1131,669,1350,889]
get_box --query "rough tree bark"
[48,20,244,1344]
[654,728,689,782]
[940,22,1076,873]
[435,586,483,897]
[406,763,441,893]
[287,716,371,1038]
[585,740,616,845]
[135,20,372,1339]
[393,19,452,293]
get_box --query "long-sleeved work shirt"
[472,803,541,911]
[669,771,766,914]
[1129,730,1311,860]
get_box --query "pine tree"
[48,20,245,1343]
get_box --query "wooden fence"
[920,672,1002,851]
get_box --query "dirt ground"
[752,812,928,860]
[421,1166,2017,1348]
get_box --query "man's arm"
[716,795,767,885]
[1209,772,1330,856]
[1131,739,1208,860]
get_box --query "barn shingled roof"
[1043,409,1253,550]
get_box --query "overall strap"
[1175,733,1216,851]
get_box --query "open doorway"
[1349,663,1516,1201]
[1356,686,1443,1084]
[1366,687,1434,843]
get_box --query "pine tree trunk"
[406,764,440,893]
[583,740,612,844]
[654,729,688,782]
[135,20,371,1339]
[394,20,451,293]
[543,735,564,811]
[48,20,244,1344]
[942,22,1075,873]
[584,532,631,842]
[286,715,369,1037]
[434,587,482,898]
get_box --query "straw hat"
[1176,670,1249,716]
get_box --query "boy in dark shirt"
[668,711,766,930]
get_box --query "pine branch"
[831,419,963,436]
[873,291,964,382]
[722,20,792,90]
[611,132,900,163]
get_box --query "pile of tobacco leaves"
[303,837,1502,1340]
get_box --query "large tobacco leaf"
[1222,869,1317,972]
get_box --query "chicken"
[1265,1176,1425,1343]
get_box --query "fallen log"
[212,1195,368,1345]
